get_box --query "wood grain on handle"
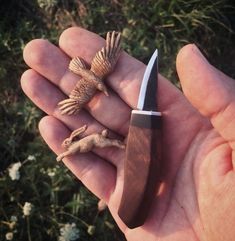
[118,111,162,229]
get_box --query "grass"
[0,0,234,240]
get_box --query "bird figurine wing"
[90,31,122,79]
[58,57,96,115]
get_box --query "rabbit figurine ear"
[101,129,108,137]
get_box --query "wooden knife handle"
[118,110,162,229]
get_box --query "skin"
[21,27,235,241]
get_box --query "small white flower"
[9,216,18,229]
[40,168,46,174]
[10,216,17,222]
[23,202,32,216]
[48,171,55,177]
[5,232,13,240]
[27,155,36,161]
[8,162,22,180]
[59,223,80,241]
[37,0,58,9]
[47,168,56,177]
[87,225,95,235]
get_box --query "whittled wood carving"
[56,125,125,162]
[58,31,122,115]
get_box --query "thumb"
[176,44,235,147]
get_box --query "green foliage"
[69,0,235,80]
[0,0,234,240]
[0,158,122,240]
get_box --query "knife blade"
[118,49,162,229]
[138,49,158,111]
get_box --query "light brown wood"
[58,31,121,115]
[56,125,125,162]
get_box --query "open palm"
[21,27,235,241]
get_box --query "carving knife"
[118,49,162,229]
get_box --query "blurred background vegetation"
[0,0,234,240]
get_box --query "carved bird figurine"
[58,31,122,115]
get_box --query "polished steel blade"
[137,49,158,111]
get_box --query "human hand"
[21,27,235,241]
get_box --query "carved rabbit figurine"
[56,125,125,162]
